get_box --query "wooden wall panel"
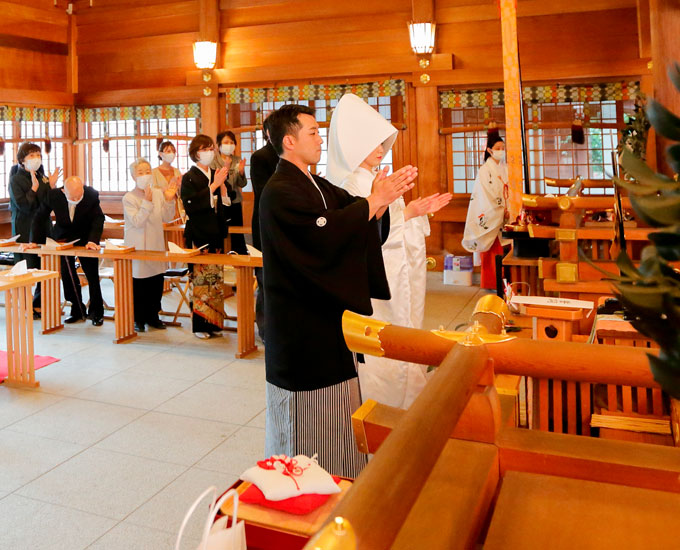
[0,2,69,94]
[76,1,199,93]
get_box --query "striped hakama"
[265,377,368,479]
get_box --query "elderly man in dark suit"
[29,176,105,326]
[249,115,278,342]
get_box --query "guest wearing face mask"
[212,130,247,254]
[9,142,62,317]
[152,141,185,221]
[124,158,178,333]
[181,135,230,339]
[462,134,511,291]
[27,176,105,325]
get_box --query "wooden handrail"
[305,344,491,550]
[3,244,262,267]
[342,312,659,389]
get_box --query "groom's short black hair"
[268,104,316,155]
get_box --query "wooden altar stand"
[296,305,680,550]
[0,269,59,388]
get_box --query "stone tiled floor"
[0,274,485,549]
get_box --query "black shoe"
[91,316,104,327]
[134,322,146,332]
[64,315,84,324]
[147,319,166,330]
[33,310,41,320]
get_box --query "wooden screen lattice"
[85,117,198,193]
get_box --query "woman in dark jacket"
[9,142,61,315]
[180,134,230,339]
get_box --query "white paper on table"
[7,260,28,276]
[167,241,208,254]
[245,244,262,258]
[510,295,595,317]
[0,234,21,244]
[104,215,123,224]
[105,239,124,250]
[43,238,79,250]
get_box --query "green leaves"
[611,76,680,400]
[647,99,680,141]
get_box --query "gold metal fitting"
[419,58,430,69]
[342,311,389,357]
[420,73,431,84]
[203,86,212,96]
[472,294,510,325]
[556,262,578,283]
[307,516,356,549]
[426,257,437,270]
[557,196,572,211]
[522,194,539,207]
[555,228,577,241]
[431,326,515,346]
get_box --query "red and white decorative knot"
[257,454,310,491]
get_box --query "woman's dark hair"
[268,104,316,155]
[216,131,237,148]
[188,134,215,163]
[157,140,175,161]
[262,114,273,142]
[483,134,504,161]
[17,142,41,165]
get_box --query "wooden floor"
[0,273,484,549]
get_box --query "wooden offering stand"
[298,304,680,550]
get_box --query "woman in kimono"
[211,130,247,254]
[151,140,184,221]
[462,134,510,290]
[9,142,61,317]
[326,93,451,409]
[123,158,177,332]
[181,135,230,339]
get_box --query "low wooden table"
[219,478,352,550]
[0,269,59,388]
[9,246,262,358]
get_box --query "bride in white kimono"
[326,93,451,409]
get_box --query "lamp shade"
[408,22,436,55]
[193,41,217,70]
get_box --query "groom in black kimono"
[260,104,417,477]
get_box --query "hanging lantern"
[44,128,52,155]
[103,121,110,153]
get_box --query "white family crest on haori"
[326,93,432,409]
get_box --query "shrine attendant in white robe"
[123,158,177,332]
[326,93,452,409]
[462,134,511,290]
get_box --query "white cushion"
[240,455,341,501]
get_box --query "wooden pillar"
[199,0,220,140]
[649,0,680,176]
[64,13,78,180]
[414,86,442,198]
[499,0,523,220]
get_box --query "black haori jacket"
[260,158,390,392]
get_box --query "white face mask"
[66,195,83,206]
[491,150,505,162]
[220,143,235,156]
[136,174,152,190]
[198,150,215,165]
[24,158,41,172]
[160,152,175,164]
